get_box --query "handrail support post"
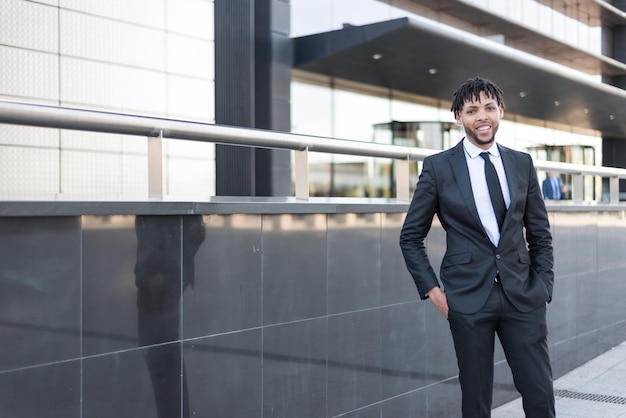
[295,148,309,200]
[396,159,410,201]
[148,130,164,198]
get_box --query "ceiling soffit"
[294,17,626,139]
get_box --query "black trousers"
[448,282,555,418]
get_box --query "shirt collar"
[463,138,500,159]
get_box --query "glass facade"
[290,0,604,198]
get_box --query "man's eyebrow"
[464,100,497,109]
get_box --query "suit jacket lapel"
[448,141,484,230]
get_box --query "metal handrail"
[1,100,625,203]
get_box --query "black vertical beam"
[214,0,292,197]
[215,0,255,196]
[253,0,273,196]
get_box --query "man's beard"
[464,124,498,146]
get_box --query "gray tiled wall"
[0,209,625,417]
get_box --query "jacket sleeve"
[523,156,555,301]
[399,157,441,299]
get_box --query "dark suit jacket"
[400,141,554,314]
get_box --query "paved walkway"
[492,341,626,417]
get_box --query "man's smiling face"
[455,91,504,150]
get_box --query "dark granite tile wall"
[82,215,138,356]
[0,209,625,417]
[0,217,81,371]
[263,318,327,417]
[327,213,381,314]
[262,214,327,325]
[184,330,262,417]
[183,214,262,337]
[0,360,80,418]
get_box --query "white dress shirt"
[463,139,511,246]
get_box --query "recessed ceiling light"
[519,92,527,98]
[372,53,383,60]
[554,101,560,107]
[609,114,615,120]
[428,68,438,75]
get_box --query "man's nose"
[476,109,487,119]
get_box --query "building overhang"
[294,17,626,139]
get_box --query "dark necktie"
[480,152,506,230]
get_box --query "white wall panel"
[31,0,58,6]
[60,131,123,153]
[165,139,214,159]
[61,150,123,195]
[167,75,214,121]
[0,146,60,195]
[0,0,217,199]
[167,157,215,196]
[61,10,166,71]
[0,46,59,100]
[60,57,166,114]
[0,124,59,147]
[167,34,214,79]
[60,0,166,29]
[122,153,149,196]
[166,0,213,39]
[121,135,148,154]
[0,0,58,52]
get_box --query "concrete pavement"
[492,340,626,417]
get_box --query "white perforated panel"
[167,75,215,121]
[61,150,123,195]
[60,0,166,28]
[60,57,167,114]
[61,10,166,71]
[60,131,123,153]
[122,153,149,196]
[167,35,214,78]
[167,157,215,197]
[0,0,217,199]
[0,0,58,52]
[166,0,214,39]
[0,124,59,147]
[0,146,60,195]
[0,46,59,100]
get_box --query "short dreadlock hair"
[450,77,505,116]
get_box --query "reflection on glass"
[528,145,598,201]
[134,215,205,418]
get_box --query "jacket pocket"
[441,252,472,268]
[518,252,531,264]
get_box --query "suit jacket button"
[495,254,501,259]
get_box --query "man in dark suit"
[542,172,563,200]
[400,77,555,417]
